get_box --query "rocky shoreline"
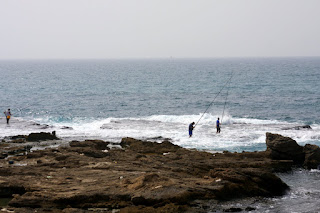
[0,132,320,212]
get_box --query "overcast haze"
[1,0,320,59]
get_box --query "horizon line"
[0,56,320,61]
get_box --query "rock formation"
[266,132,304,164]
[303,144,320,169]
[266,132,320,169]
[0,136,291,213]
[281,125,312,130]
[26,131,59,142]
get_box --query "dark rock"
[3,135,27,143]
[303,144,320,169]
[7,146,32,155]
[245,206,255,211]
[69,147,109,158]
[69,140,110,150]
[27,151,47,159]
[10,139,26,143]
[148,136,172,141]
[69,140,110,158]
[0,153,8,159]
[9,135,27,140]
[0,186,26,197]
[26,132,59,142]
[266,133,304,164]
[224,207,243,212]
[131,196,150,205]
[297,125,312,129]
[40,125,50,129]
[282,125,312,130]
[9,192,42,208]
[0,144,31,159]
[209,168,288,199]
[61,126,73,130]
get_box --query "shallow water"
[207,169,320,213]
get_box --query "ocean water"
[0,58,320,212]
[0,58,319,152]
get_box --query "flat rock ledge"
[0,134,302,213]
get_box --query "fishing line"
[194,72,234,128]
[221,77,232,125]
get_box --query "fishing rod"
[221,77,232,125]
[194,72,234,128]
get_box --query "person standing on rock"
[4,109,11,124]
[189,122,195,137]
[216,117,221,133]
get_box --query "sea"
[0,57,319,212]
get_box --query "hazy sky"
[1,0,320,59]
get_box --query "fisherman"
[4,109,11,124]
[189,122,195,137]
[216,117,221,133]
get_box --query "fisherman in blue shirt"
[189,122,195,137]
[216,117,221,133]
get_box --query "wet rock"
[10,139,26,143]
[303,144,320,169]
[9,135,27,140]
[9,146,32,155]
[61,126,73,130]
[245,206,256,211]
[266,132,304,164]
[26,132,59,142]
[282,125,312,130]
[0,146,32,157]
[148,136,172,141]
[224,207,242,212]
[2,135,27,143]
[30,122,53,130]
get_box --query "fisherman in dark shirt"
[216,117,221,133]
[189,122,195,137]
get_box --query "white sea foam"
[1,114,319,152]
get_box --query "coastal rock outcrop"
[303,144,320,169]
[26,131,59,142]
[281,125,312,130]
[266,132,304,164]
[0,137,290,212]
[266,132,320,169]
